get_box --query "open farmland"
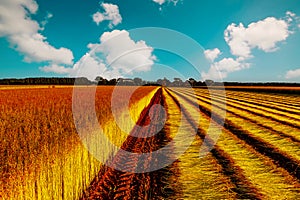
[0,86,157,200]
[1,86,300,199]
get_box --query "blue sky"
[1,0,300,82]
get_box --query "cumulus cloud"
[92,3,122,28]
[67,30,156,80]
[0,0,74,67]
[224,15,292,60]
[12,34,74,64]
[202,11,298,80]
[39,64,73,74]
[204,48,221,62]
[95,30,156,72]
[285,68,300,79]
[201,57,249,80]
[69,53,110,80]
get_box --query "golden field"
[0,86,157,200]
[1,86,300,199]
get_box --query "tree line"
[0,77,299,87]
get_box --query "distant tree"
[108,78,117,85]
[95,76,103,82]
[156,79,163,86]
[173,78,183,87]
[133,77,143,86]
[184,80,190,87]
[95,76,108,85]
[188,78,196,87]
[156,77,171,86]
[205,79,214,86]
[117,78,124,84]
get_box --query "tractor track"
[81,88,179,199]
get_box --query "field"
[0,86,158,200]
[1,86,300,199]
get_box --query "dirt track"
[81,88,181,199]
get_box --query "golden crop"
[0,86,157,200]
[1,86,300,199]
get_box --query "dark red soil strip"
[171,89,300,182]
[81,88,182,199]
[165,89,264,199]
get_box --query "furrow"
[181,89,300,129]
[165,88,264,199]
[180,89,300,145]
[225,90,300,108]
[170,88,300,198]
[172,89,300,181]
[180,88,300,141]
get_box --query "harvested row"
[211,91,300,123]
[182,88,300,129]
[196,88,300,112]
[222,91,300,115]
[165,89,262,199]
[171,89,300,180]
[198,88,300,117]
[162,89,237,199]
[223,87,300,104]
[225,90,300,109]
[170,88,300,198]
[194,90,300,147]
[179,88,300,143]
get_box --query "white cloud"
[70,53,111,80]
[0,0,74,66]
[152,0,180,6]
[285,68,300,79]
[92,3,122,28]
[286,11,296,18]
[204,48,221,62]
[11,34,73,65]
[285,11,300,29]
[153,0,166,5]
[39,64,73,74]
[68,30,156,80]
[201,66,226,80]
[41,12,53,28]
[225,16,291,59]
[96,30,156,73]
[201,57,249,80]
[202,12,298,81]
[213,57,246,72]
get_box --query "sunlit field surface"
[0,86,157,200]
[1,86,300,199]
[170,87,300,199]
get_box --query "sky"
[1,0,300,82]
